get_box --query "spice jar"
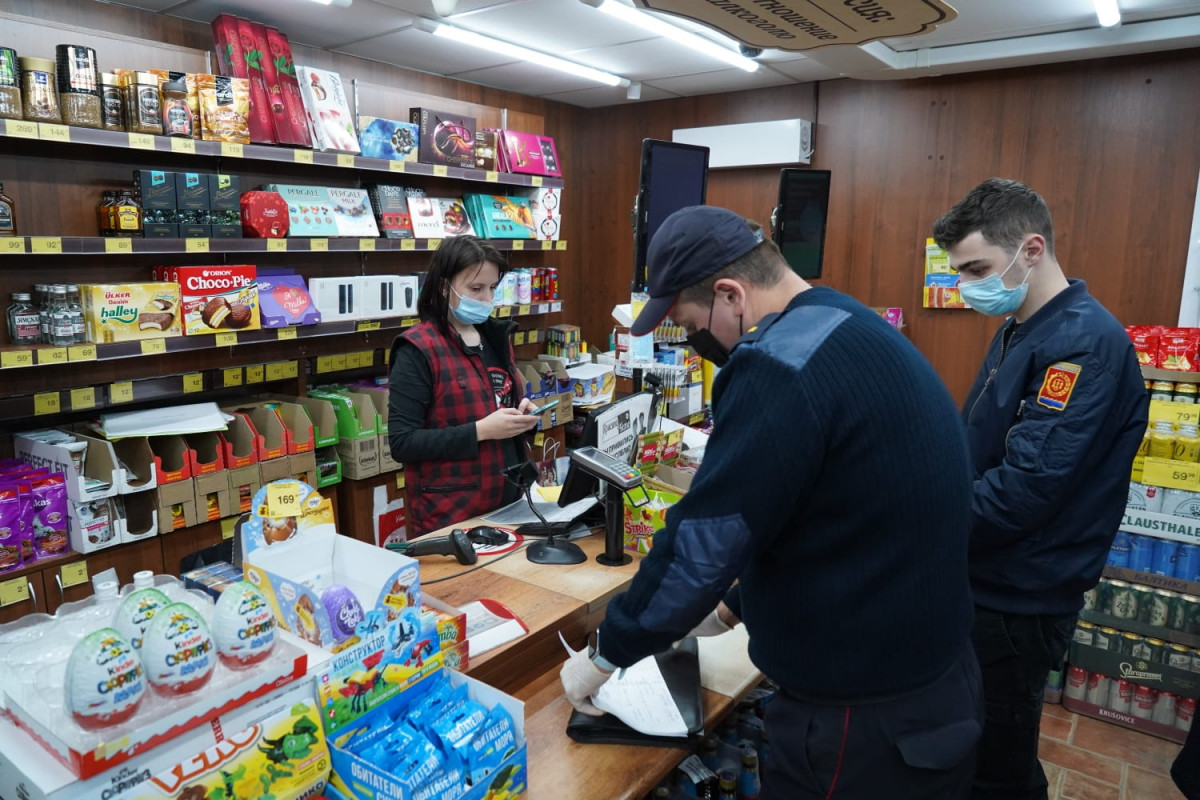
[0,48,20,120]
[55,44,101,128]
[19,56,60,123]
[127,72,161,135]
[161,78,192,138]
[100,72,123,131]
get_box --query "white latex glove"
[687,607,733,639]
[560,645,613,716]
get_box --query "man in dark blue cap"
[560,205,983,798]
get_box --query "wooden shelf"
[0,236,567,256]
[1144,365,1200,383]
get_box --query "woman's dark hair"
[417,235,510,334]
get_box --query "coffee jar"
[19,56,60,123]
[55,44,101,128]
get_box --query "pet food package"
[296,66,360,153]
[410,107,477,169]
[357,116,420,163]
[197,74,251,145]
[0,487,22,572]
[32,473,71,559]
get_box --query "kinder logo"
[149,726,260,792]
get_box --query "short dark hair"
[932,178,1055,256]
[417,235,509,334]
[677,219,786,306]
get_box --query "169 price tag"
[265,481,303,518]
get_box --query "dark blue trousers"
[760,643,982,799]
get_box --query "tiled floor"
[1040,702,1187,799]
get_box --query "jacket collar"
[1008,279,1087,337]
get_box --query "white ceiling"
[115,0,1200,107]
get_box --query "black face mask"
[686,292,739,367]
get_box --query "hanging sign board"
[633,0,957,51]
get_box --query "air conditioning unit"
[672,118,813,168]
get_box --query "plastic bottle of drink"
[49,285,73,347]
[737,749,760,800]
[65,284,84,344]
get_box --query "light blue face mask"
[959,245,1031,317]
[450,286,494,325]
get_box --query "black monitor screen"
[559,392,656,506]
[774,168,831,280]
[634,140,709,290]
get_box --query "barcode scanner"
[386,529,477,565]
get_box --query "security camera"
[738,45,763,58]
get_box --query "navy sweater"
[598,288,975,700]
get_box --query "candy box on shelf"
[328,187,380,238]
[410,107,476,169]
[241,190,290,238]
[368,184,415,239]
[265,184,338,238]
[357,116,420,163]
[463,194,535,239]
[79,283,182,343]
[296,66,359,153]
[516,186,562,241]
[258,273,322,327]
[156,264,260,336]
[497,129,561,177]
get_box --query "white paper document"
[99,403,232,439]
[482,496,598,526]
[593,655,688,737]
[461,600,527,655]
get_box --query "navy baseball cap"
[631,206,765,336]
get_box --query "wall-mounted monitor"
[633,139,709,291]
[772,168,831,281]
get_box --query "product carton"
[516,186,562,241]
[368,184,415,239]
[194,470,233,521]
[228,463,261,515]
[218,411,260,469]
[296,66,359,153]
[289,450,317,485]
[174,171,210,211]
[184,431,225,476]
[357,116,420,162]
[327,187,380,238]
[263,26,313,149]
[158,264,260,336]
[410,107,477,169]
[80,283,181,344]
[497,129,562,177]
[207,172,241,211]
[266,184,338,237]
[315,445,342,488]
[155,497,198,534]
[148,435,192,484]
[119,490,158,544]
[462,194,535,239]
[567,363,616,406]
[279,395,339,448]
[133,170,175,211]
[336,436,379,480]
[107,435,158,494]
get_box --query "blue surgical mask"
[450,286,494,325]
[959,246,1031,317]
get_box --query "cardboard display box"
[15,431,120,502]
[336,435,379,480]
[147,435,192,484]
[1062,694,1186,744]
[119,490,158,544]
[155,496,198,534]
[228,463,261,516]
[218,411,260,469]
[289,450,317,485]
[194,470,233,522]
[1069,640,1200,699]
[259,456,293,485]
[184,431,225,476]
[315,445,343,488]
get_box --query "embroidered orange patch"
[1037,362,1081,411]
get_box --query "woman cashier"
[388,236,540,536]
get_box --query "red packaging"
[248,20,292,145]
[265,26,313,149]
[210,13,238,76]
[160,264,260,335]
[234,17,278,144]
[1158,327,1200,372]
[1126,325,1162,367]
[241,191,290,238]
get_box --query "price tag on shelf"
[69,344,96,362]
[533,432,545,447]
[215,332,238,347]
[37,348,67,365]
[70,387,96,411]
[517,304,531,316]
[497,306,512,318]
[265,481,303,517]
[357,320,381,332]
[221,517,237,540]
[513,331,526,345]
[360,238,376,251]
[511,240,524,251]
[293,149,314,164]
[396,472,405,491]
[245,364,264,384]
[128,132,156,149]
[30,237,62,254]
[220,142,243,159]
[331,354,347,372]
[277,327,297,340]
[104,237,132,253]
[556,240,568,251]
[345,352,362,370]
[38,123,70,143]
[267,239,287,252]
[0,578,29,607]
[1143,457,1200,490]
[485,171,499,183]
[1150,399,1200,427]
[170,138,196,155]
[316,356,333,373]
[110,381,134,404]
[433,165,448,177]
[357,351,373,368]
[401,239,416,251]
[3,238,25,253]
[185,238,210,253]
[265,362,287,381]
[428,239,440,250]
[182,373,203,394]
[60,561,89,589]
[5,120,38,139]
[531,176,543,187]
[310,238,328,251]
[34,392,60,416]
[337,154,356,168]
[140,338,166,355]
[541,240,552,251]
[223,368,243,388]
[401,317,418,328]
[389,160,406,173]
[0,351,32,369]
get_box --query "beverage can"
[1073,620,1096,646]
[546,267,559,300]
[1178,697,1197,731]
[1110,679,1134,714]
[1192,648,1200,674]
[1149,421,1177,459]
[515,269,532,304]
[1143,590,1176,628]
[1177,383,1200,403]
[1108,581,1139,620]
[530,268,543,303]
[1144,637,1167,663]
[1095,627,1120,651]
[1064,665,1088,701]
[1108,531,1133,568]
[1133,685,1158,719]
[1152,540,1179,578]
[1176,595,1200,633]
[1168,643,1192,669]
[1082,584,1100,611]
[1129,536,1156,573]
[1118,631,1144,656]
[1152,381,1177,402]
[1177,544,1200,582]
[1086,673,1112,706]
[1154,692,1178,726]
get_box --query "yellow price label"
[511,239,525,251]
[517,304,531,315]
[60,561,89,589]
[337,154,356,168]
[185,238,210,253]
[396,472,406,490]
[110,381,134,404]
[277,327,297,340]
[310,238,328,251]
[0,578,30,607]
[282,361,298,379]
[34,392,60,416]
[170,137,196,155]
[531,176,543,187]
[222,367,243,387]
[5,120,38,139]
[533,432,545,447]
[360,238,376,251]
[128,132,156,150]
[358,351,373,368]
[221,517,237,540]
[220,142,244,158]
[30,237,62,254]
[37,348,67,365]
[400,239,416,251]
[401,317,418,328]
[0,351,33,368]
[69,344,96,362]
[428,239,441,250]
[541,240,552,251]
[1143,457,1200,489]
[497,306,512,318]
[140,338,166,355]
[38,123,70,143]
[266,481,303,517]
[215,332,238,347]
[389,160,406,172]
[293,149,314,164]
[316,356,334,373]
[331,354,348,372]
[1150,399,1200,426]
[357,320,381,332]
[70,386,96,410]
[267,238,287,252]
[485,171,499,183]
[104,237,132,253]
[556,240,568,251]
[245,364,264,384]
[433,165,448,177]
[345,352,362,370]
[265,362,287,381]
[182,373,203,393]
[513,331,526,345]
[3,238,25,253]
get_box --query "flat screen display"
[774,168,831,280]
[634,140,709,290]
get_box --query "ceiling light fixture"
[308,0,354,6]
[583,0,759,73]
[416,19,628,87]
[1094,0,1121,27]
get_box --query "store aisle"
[1040,702,1186,798]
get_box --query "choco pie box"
[153,265,261,335]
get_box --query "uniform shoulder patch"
[1037,361,1082,411]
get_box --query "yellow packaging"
[80,282,182,343]
[623,489,681,555]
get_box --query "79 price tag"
[265,481,303,518]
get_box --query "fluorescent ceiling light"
[426,21,627,87]
[590,0,759,73]
[1094,0,1121,27]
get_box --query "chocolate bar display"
[258,273,321,327]
[410,107,476,169]
[357,116,420,163]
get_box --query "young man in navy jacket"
[934,179,1149,800]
